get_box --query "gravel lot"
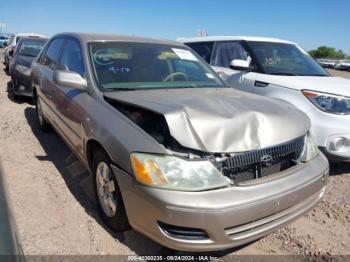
[0,54,349,257]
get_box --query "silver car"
[31,33,329,251]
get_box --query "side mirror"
[229,59,254,71]
[53,70,87,91]
[8,49,14,57]
[4,42,8,47]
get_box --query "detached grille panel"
[221,136,305,184]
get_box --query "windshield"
[18,39,47,57]
[89,42,225,91]
[246,41,329,76]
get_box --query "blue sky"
[1,0,349,53]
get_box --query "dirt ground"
[0,55,349,258]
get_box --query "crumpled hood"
[104,88,310,153]
[258,74,350,96]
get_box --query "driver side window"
[212,41,252,68]
[59,39,85,77]
[40,38,64,70]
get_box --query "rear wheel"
[92,150,129,232]
[35,95,51,132]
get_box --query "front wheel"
[11,78,20,100]
[35,96,51,132]
[92,150,129,232]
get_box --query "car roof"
[51,32,184,46]
[177,36,297,45]
[18,36,49,42]
[14,33,48,38]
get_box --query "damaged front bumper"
[112,153,328,251]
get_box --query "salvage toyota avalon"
[30,33,329,251]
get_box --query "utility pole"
[0,22,6,35]
[196,28,208,37]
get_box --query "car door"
[52,37,86,158]
[210,41,258,93]
[35,38,65,123]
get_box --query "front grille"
[220,136,305,184]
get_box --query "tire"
[92,150,129,232]
[4,64,9,75]
[11,78,20,101]
[35,95,51,132]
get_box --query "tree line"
[308,46,349,59]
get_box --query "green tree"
[308,46,347,59]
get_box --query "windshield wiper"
[270,72,297,76]
[177,85,198,88]
[104,87,136,91]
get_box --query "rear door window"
[41,38,64,70]
[185,42,214,63]
[59,39,85,77]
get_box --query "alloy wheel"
[95,162,117,218]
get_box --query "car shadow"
[6,81,33,105]
[3,67,10,76]
[329,162,350,176]
[23,106,242,258]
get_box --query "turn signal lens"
[130,155,153,185]
[302,90,318,98]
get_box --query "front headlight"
[302,90,350,115]
[15,65,31,76]
[130,153,230,191]
[299,133,319,162]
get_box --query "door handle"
[254,81,269,87]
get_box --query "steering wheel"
[163,72,189,82]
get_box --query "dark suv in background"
[10,36,48,99]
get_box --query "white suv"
[179,36,350,161]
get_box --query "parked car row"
[0,35,11,48]
[3,32,331,252]
[317,58,350,71]
[334,60,350,71]
[317,59,337,68]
